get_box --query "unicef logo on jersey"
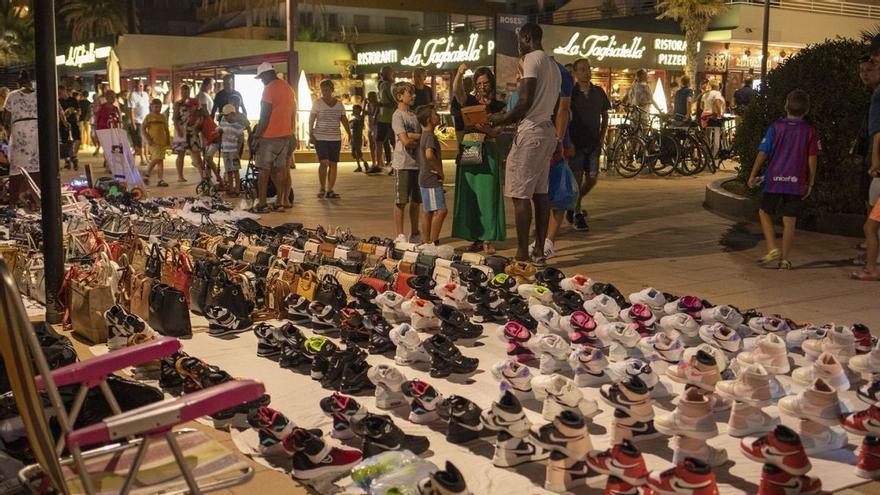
[772,176,798,183]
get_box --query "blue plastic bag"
[548,158,575,210]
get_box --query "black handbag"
[315,274,347,309]
[324,256,363,274]
[485,255,510,278]
[189,259,218,316]
[145,244,163,279]
[228,244,246,260]
[148,283,192,338]
[211,276,254,320]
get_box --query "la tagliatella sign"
[357,33,495,70]
[55,42,112,68]
[546,26,701,69]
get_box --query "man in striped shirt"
[747,89,820,270]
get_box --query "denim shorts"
[569,147,600,178]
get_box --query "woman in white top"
[4,71,40,207]
[309,79,351,199]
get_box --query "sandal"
[325,191,340,199]
[851,269,880,281]
[249,204,271,213]
[317,190,326,198]
[484,242,496,255]
[758,248,780,265]
[467,240,484,252]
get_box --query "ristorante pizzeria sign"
[544,25,702,69]
[356,33,495,70]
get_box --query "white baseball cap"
[255,62,275,78]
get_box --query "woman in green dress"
[451,64,506,253]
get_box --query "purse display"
[148,283,192,338]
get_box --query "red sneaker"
[645,457,719,495]
[758,463,821,494]
[283,427,363,480]
[857,436,880,480]
[587,439,649,486]
[843,403,880,437]
[852,324,876,354]
[605,475,640,495]
[740,425,812,475]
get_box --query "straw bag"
[296,270,318,300]
[70,276,113,344]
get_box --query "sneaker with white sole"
[791,352,850,391]
[659,313,700,339]
[682,343,729,373]
[532,409,594,460]
[619,303,658,335]
[367,364,408,410]
[853,323,877,354]
[638,331,684,365]
[206,305,252,336]
[388,323,431,366]
[758,463,822,495]
[583,294,621,323]
[785,324,826,350]
[533,374,600,421]
[666,349,720,391]
[561,311,601,346]
[400,379,443,425]
[740,424,811,475]
[698,322,743,354]
[727,401,779,438]
[480,390,534,440]
[859,376,880,405]
[529,334,572,374]
[842,403,880,437]
[849,340,880,375]
[401,296,441,330]
[654,387,718,440]
[611,409,663,443]
[715,363,782,407]
[434,282,473,311]
[802,324,856,364]
[737,333,790,375]
[748,315,792,335]
[491,359,535,399]
[319,392,368,440]
[285,428,363,480]
[568,346,611,387]
[375,291,409,323]
[517,284,554,306]
[607,359,659,389]
[670,437,729,468]
[529,304,565,337]
[600,375,654,422]
[597,322,641,348]
[586,440,649,487]
[795,418,848,455]
[700,305,744,328]
[662,295,705,319]
[778,377,846,426]
[628,288,667,313]
[647,457,721,495]
[560,274,595,298]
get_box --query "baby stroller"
[239,155,294,206]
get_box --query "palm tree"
[58,0,134,42]
[0,0,34,64]
[656,0,727,84]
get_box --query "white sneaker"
[528,238,555,259]
[659,313,700,338]
[700,305,744,328]
[791,352,850,391]
[568,346,610,387]
[583,294,621,323]
[699,323,743,354]
[560,274,595,298]
[375,291,408,323]
[628,287,667,312]
[607,358,659,389]
[388,323,431,366]
[529,334,572,375]
[434,282,472,311]
[367,364,408,410]
[796,419,848,455]
[737,333,790,375]
[778,378,847,426]
[401,297,440,330]
[682,343,729,372]
[638,331,684,365]
[394,233,408,244]
[849,340,880,375]
[748,316,791,335]
[802,325,856,364]
[491,360,535,399]
[670,436,729,467]
[529,305,565,337]
[597,322,641,348]
[785,324,826,349]
[655,388,718,440]
[716,363,780,407]
[532,374,599,421]
[727,401,779,437]
[518,284,554,305]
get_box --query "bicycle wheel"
[645,132,678,176]
[612,137,646,178]
[676,134,707,176]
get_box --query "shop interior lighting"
[651,78,667,115]
[297,70,312,143]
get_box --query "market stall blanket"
[96,128,145,189]
[169,320,870,495]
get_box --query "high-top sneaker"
[308,301,340,332]
[655,387,717,440]
[402,296,441,330]
[504,297,538,330]
[278,331,311,369]
[533,409,593,460]
[340,307,370,346]
[758,463,822,495]
[856,436,880,479]
[597,322,641,349]
[492,434,551,468]
[349,282,379,314]
[670,435,729,468]
[434,305,483,341]
[467,286,505,323]
[443,395,486,444]
[645,457,719,495]
[497,321,536,362]
[737,333,790,375]
[339,356,373,395]
[422,334,479,378]
[535,266,565,291]
[205,305,253,337]
[529,334,572,374]
[666,349,720,391]
[740,424,812,475]
[480,390,534,440]
[320,346,365,390]
[619,303,658,336]
[353,413,430,457]
[662,295,704,319]
[247,406,299,457]
[545,457,590,493]
[366,316,396,355]
[727,401,780,438]
[584,294,622,324]
[319,392,367,440]
[748,315,792,336]
[388,323,431,366]
[628,287,667,314]
[408,275,440,302]
[604,476,640,495]
[367,364,408,410]
[715,363,781,407]
[606,359,659,390]
[533,374,600,421]
[306,338,340,381]
[284,294,313,322]
[778,377,845,426]
[491,359,535,399]
[795,418,848,455]
[375,291,409,323]
[700,304,744,328]
[105,305,152,350]
[586,440,649,486]
[253,322,284,358]
[791,351,850,391]
[638,331,684,366]
[611,409,662,443]
[853,324,876,354]
[802,324,856,363]
[435,282,473,311]
[659,313,701,340]
[843,403,880,436]
[785,323,826,350]
[417,461,471,495]
[530,304,565,337]
[560,274,595,298]
[401,379,444,424]
[600,375,654,422]
[682,344,729,374]
[553,290,585,316]
[284,427,363,480]
[859,376,880,405]
[568,345,611,387]
[850,339,880,375]
[698,322,743,354]
[562,311,600,346]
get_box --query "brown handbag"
[295,270,318,300]
[70,278,114,344]
[159,248,175,285]
[319,242,336,259]
[130,274,155,321]
[266,275,293,318]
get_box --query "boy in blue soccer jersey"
[747,89,820,270]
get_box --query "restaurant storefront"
[54,38,116,99]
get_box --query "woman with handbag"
[451,64,506,254]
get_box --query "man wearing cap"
[252,62,295,212]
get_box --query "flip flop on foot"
[317,190,326,198]
[851,269,880,281]
[250,204,271,213]
[325,191,340,199]
[758,248,780,265]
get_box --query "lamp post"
[760,0,770,83]
[287,0,299,89]
[33,0,64,324]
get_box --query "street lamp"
[760,0,770,83]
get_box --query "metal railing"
[725,0,880,20]
[529,0,658,25]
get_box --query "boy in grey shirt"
[416,105,446,245]
[391,82,422,243]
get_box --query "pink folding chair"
[0,260,264,494]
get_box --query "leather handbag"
[145,243,164,279]
[295,270,318,300]
[398,261,414,274]
[317,264,342,281]
[432,263,456,286]
[148,283,192,338]
[304,239,321,254]
[171,251,194,304]
[461,252,486,265]
[266,275,293,318]
[70,278,113,343]
[335,270,361,297]
[315,274,346,308]
[228,244,246,260]
[402,250,419,263]
[394,272,415,296]
[130,274,155,321]
[360,276,390,293]
[210,275,253,320]
[319,242,337,259]
[189,259,217,315]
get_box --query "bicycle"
[607,105,650,178]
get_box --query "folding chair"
[0,260,264,494]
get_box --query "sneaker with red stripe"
[605,475,640,495]
[586,439,649,486]
[645,457,719,495]
[283,427,363,480]
[843,403,880,437]
[853,324,876,354]
[758,463,821,495]
[857,436,880,480]
[740,425,812,475]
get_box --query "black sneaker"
[349,282,379,314]
[279,331,309,369]
[468,287,506,324]
[254,322,283,358]
[859,376,880,405]
[488,273,518,296]
[592,282,629,310]
[462,267,490,291]
[417,461,469,495]
[321,346,366,390]
[504,298,538,331]
[340,307,370,346]
[353,413,430,457]
[422,334,479,378]
[407,275,439,302]
[285,428,364,481]
[284,294,312,322]
[159,352,186,392]
[206,306,253,337]
[565,210,575,225]
[339,358,374,394]
[175,356,234,393]
[435,305,484,341]
[367,316,396,355]
[532,409,589,459]
[443,395,486,444]
[535,267,565,292]
[573,211,589,231]
[309,301,340,332]
[613,409,663,442]
[305,337,339,381]
[553,290,585,316]
[319,392,367,440]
